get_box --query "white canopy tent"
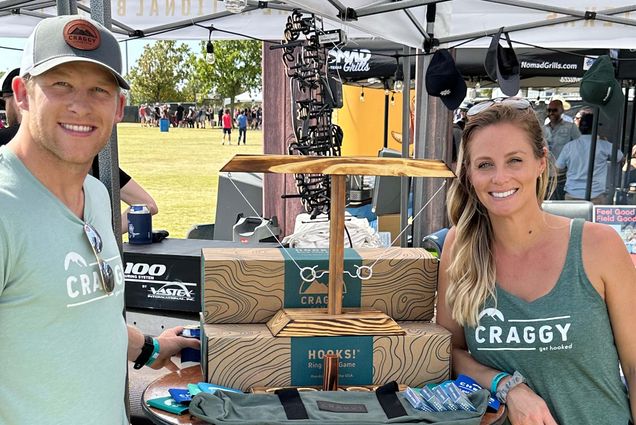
[4,0,634,242]
[1,0,636,48]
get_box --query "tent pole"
[609,83,628,202]
[383,86,389,149]
[56,0,76,15]
[622,86,636,191]
[400,46,412,248]
[584,107,601,201]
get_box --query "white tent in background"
[235,90,263,103]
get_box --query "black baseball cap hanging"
[484,28,520,96]
[425,49,467,111]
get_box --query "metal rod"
[400,46,411,248]
[584,107,600,201]
[356,0,445,17]
[383,90,389,149]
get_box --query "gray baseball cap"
[20,15,129,90]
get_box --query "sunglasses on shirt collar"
[83,223,115,295]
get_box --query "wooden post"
[328,175,346,315]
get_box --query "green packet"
[146,396,189,415]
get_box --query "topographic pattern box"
[201,322,451,391]
[201,247,438,324]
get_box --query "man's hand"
[150,326,201,372]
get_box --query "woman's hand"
[506,384,559,425]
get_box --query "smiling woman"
[435,100,636,425]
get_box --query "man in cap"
[543,99,580,199]
[556,112,623,205]
[0,15,198,424]
[0,67,20,143]
[0,66,158,234]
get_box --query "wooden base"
[266,307,406,337]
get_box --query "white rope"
[227,173,447,282]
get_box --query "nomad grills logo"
[291,336,373,386]
[474,308,573,353]
[124,262,195,302]
[328,48,371,73]
[63,20,101,50]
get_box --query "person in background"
[623,145,636,184]
[543,99,580,200]
[1,67,158,233]
[222,108,232,145]
[0,17,198,425]
[556,111,623,205]
[0,68,21,141]
[437,99,635,425]
[236,108,248,145]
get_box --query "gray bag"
[189,381,489,425]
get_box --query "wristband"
[496,371,526,403]
[145,338,160,367]
[133,335,154,370]
[490,372,510,395]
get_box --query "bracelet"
[145,337,160,367]
[133,335,154,370]
[490,372,510,395]
[496,371,527,403]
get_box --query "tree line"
[126,39,262,108]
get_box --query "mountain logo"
[299,279,347,295]
[63,19,101,50]
[478,308,505,322]
[64,252,88,270]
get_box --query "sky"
[0,37,201,75]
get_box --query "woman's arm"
[585,222,636,421]
[437,228,557,424]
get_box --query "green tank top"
[464,219,631,425]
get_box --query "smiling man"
[0,15,198,424]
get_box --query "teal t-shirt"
[464,219,630,425]
[0,146,128,425]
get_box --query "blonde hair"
[445,104,553,327]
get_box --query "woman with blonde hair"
[437,98,636,424]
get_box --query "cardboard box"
[377,214,401,246]
[201,321,450,391]
[202,247,438,323]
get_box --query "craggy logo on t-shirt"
[473,308,573,353]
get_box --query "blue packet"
[441,382,476,412]
[432,385,458,411]
[168,388,192,404]
[404,387,433,412]
[146,396,189,415]
[188,383,202,396]
[454,374,500,412]
[419,386,446,412]
[197,382,243,394]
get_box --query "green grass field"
[117,123,263,239]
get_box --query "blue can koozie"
[128,204,152,244]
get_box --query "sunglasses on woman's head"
[467,97,531,117]
[83,223,115,295]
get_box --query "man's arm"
[127,325,200,372]
[120,178,158,234]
